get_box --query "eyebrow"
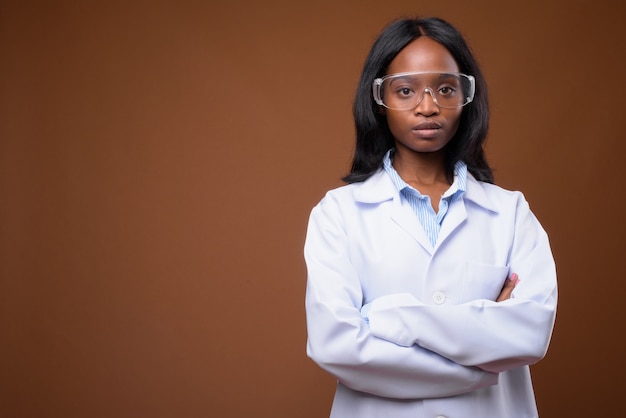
[387,73,459,85]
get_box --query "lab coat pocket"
[460,262,510,303]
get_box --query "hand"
[496,273,519,302]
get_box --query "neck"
[392,148,449,186]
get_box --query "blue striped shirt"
[383,150,467,246]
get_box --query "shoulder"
[465,175,529,213]
[480,181,524,199]
[308,170,396,224]
[318,170,395,205]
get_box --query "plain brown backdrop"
[1,0,625,417]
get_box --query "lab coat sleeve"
[366,193,558,373]
[304,194,498,400]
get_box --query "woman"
[304,17,557,417]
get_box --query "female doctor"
[304,17,557,418]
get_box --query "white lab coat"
[304,169,557,418]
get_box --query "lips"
[413,121,442,130]
[411,121,442,138]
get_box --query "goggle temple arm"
[372,78,384,106]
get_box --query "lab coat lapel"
[355,170,434,254]
[435,198,467,250]
[434,174,498,250]
[390,197,434,254]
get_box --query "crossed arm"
[305,192,556,398]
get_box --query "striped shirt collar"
[382,149,467,198]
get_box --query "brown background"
[1,0,625,417]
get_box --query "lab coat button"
[432,291,446,304]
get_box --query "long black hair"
[342,17,493,184]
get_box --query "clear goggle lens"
[373,72,475,110]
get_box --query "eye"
[438,86,456,96]
[397,87,414,97]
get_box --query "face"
[383,37,463,156]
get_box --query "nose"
[414,88,439,115]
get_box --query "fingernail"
[511,273,520,285]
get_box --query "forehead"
[386,37,459,75]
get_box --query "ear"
[377,106,386,115]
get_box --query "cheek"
[447,110,463,136]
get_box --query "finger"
[497,275,517,302]
[496,273,519,302]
